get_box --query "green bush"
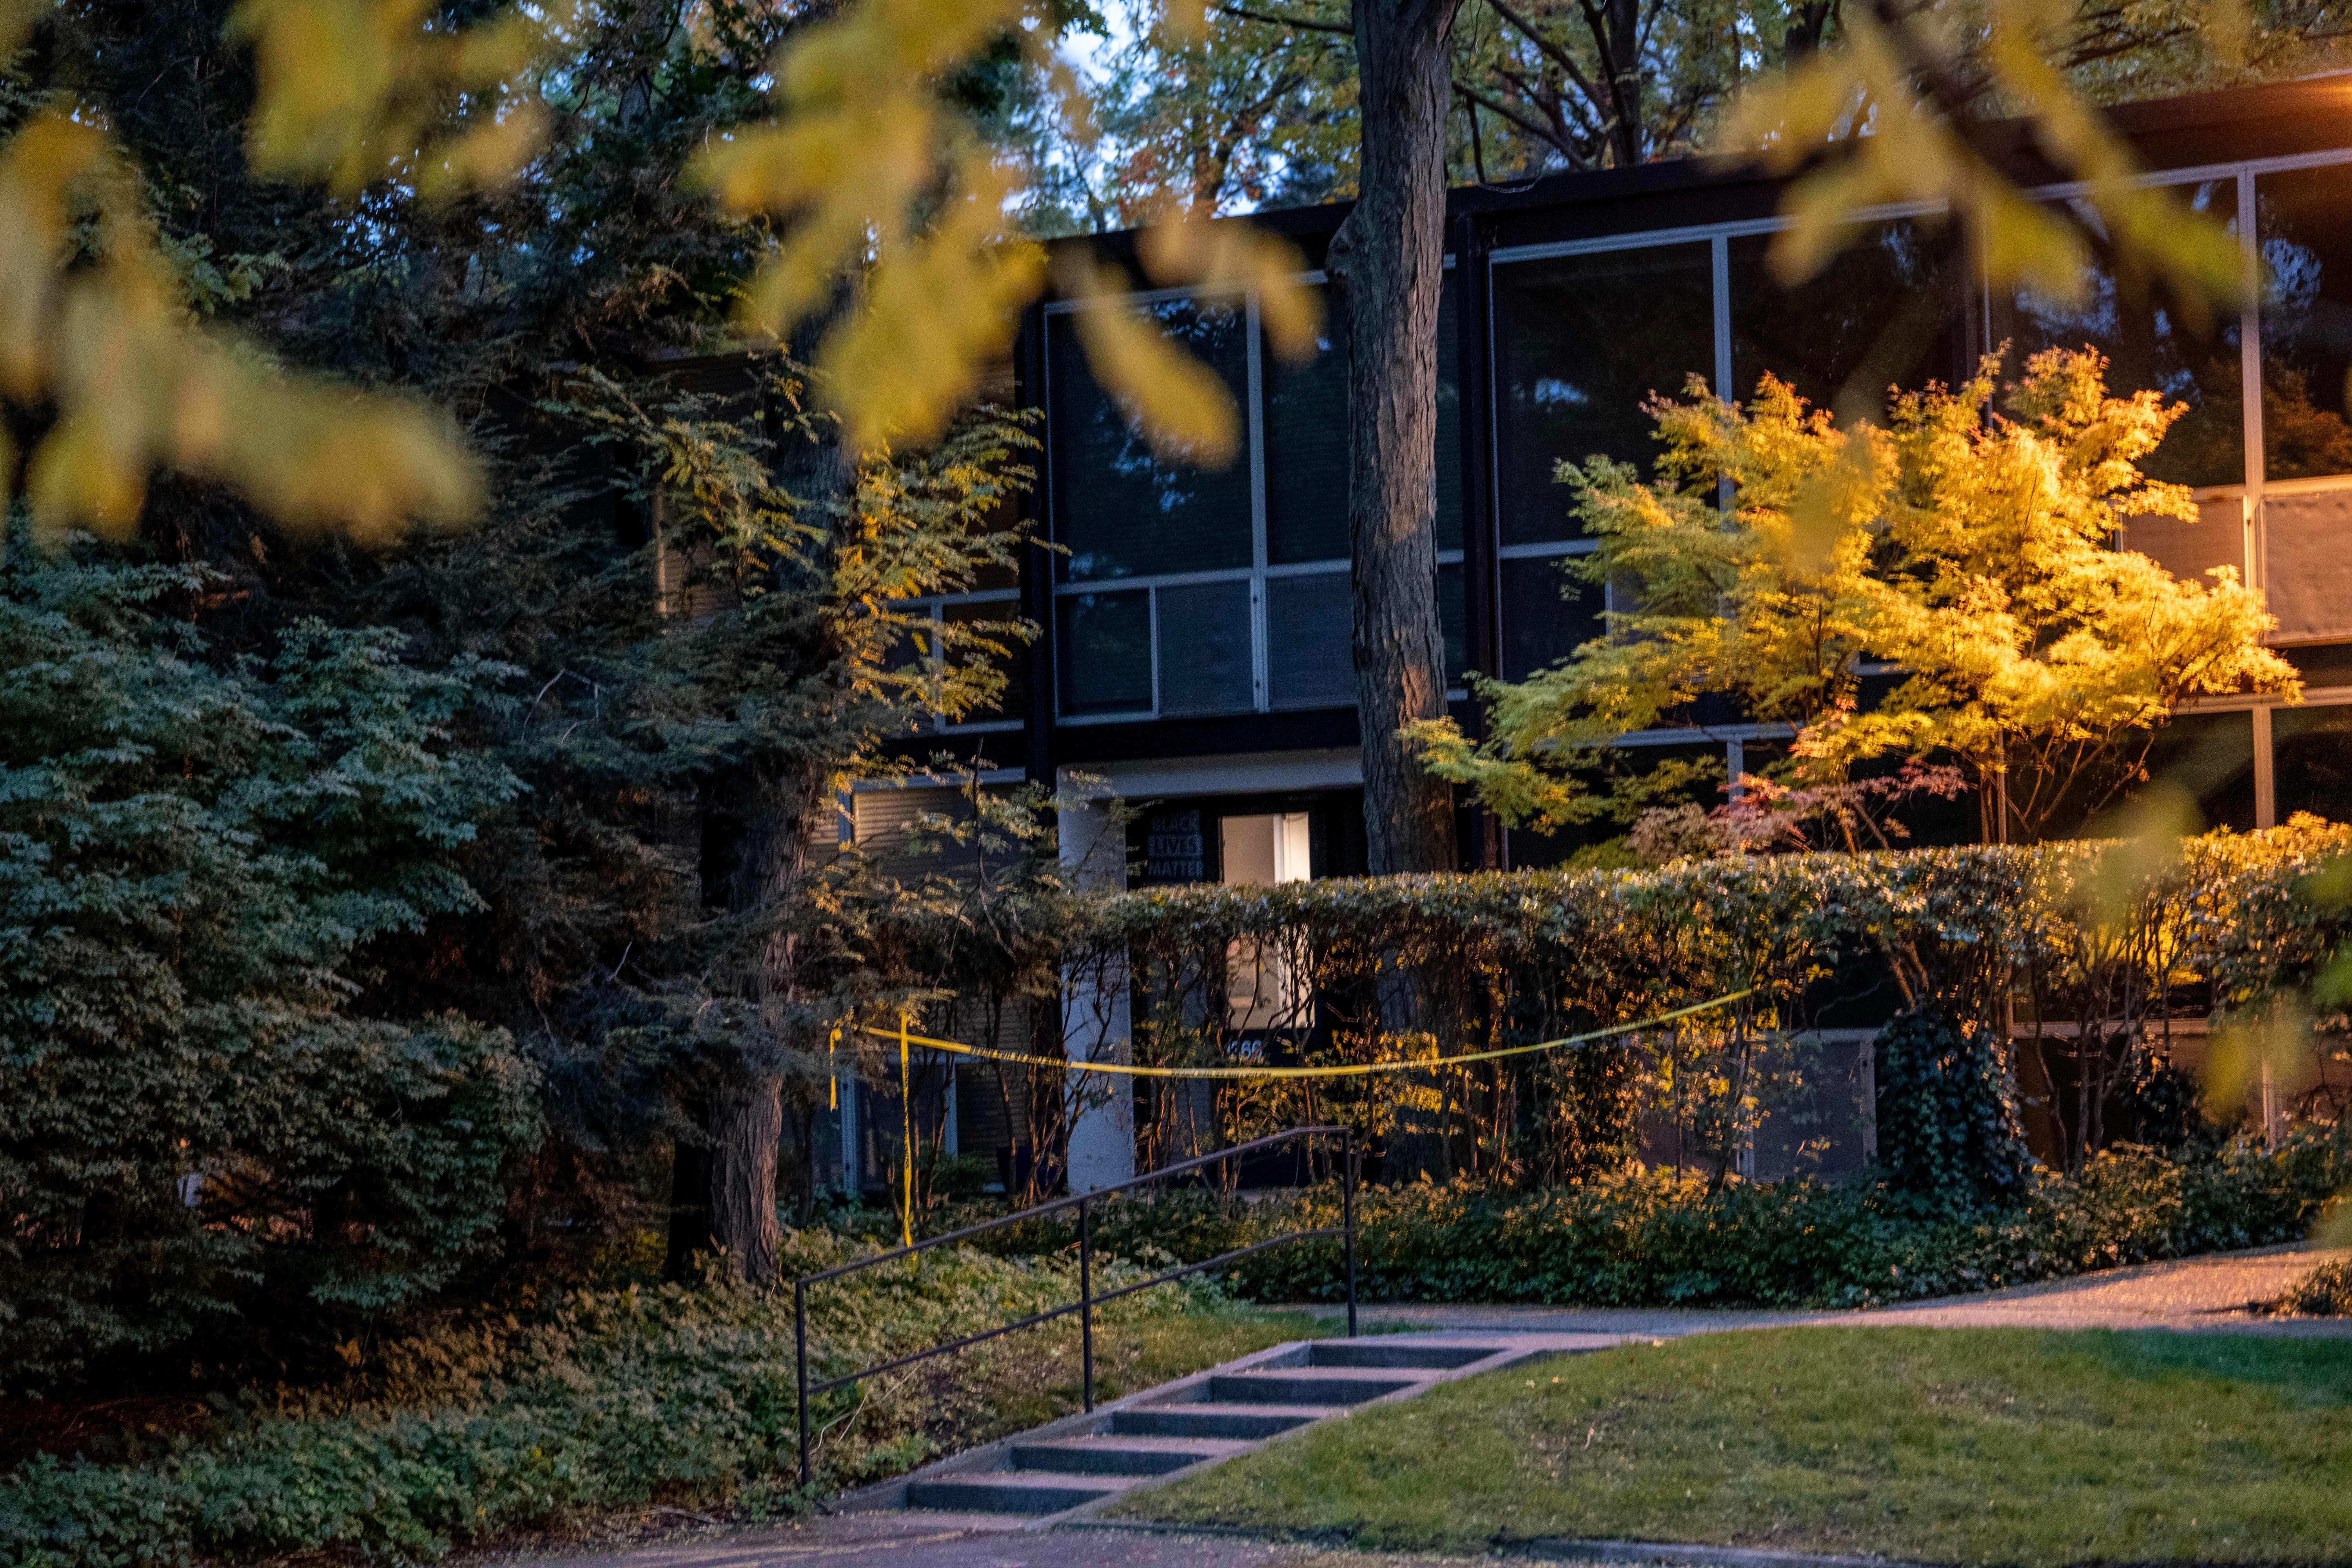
[962,1132,2351,1312]
[0,1235,1216,1568]
[0,555,534,1385]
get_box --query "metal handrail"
[792,1124,1358,1488]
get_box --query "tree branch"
[1214,3,1356,35]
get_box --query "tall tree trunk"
[710,1076,784,1283]
[705,774,823,1289]
[1331,0,1465,878]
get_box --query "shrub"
[0,1236,1218,1568]
[1045,820,2352,1187]
[2268,1256,2352,1316]
[0,555,532,1386]
[966,1132,2351,1312]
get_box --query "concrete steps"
[840,1329,1625,1527]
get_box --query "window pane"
[1438,271,1463,552]
[1266,572,1353,709]
[1501,554,1604,680]
[1264,285,1348,565]
[2257,163,2352,483]
[942,599,1026,723]
[1990,180,2242,488]
[1049,295,1252,581]
[1729,220,1961,417]
[1156,580,1255,715]
[1492,243,1717,546]
[1438,560,1466,687]
[2276,703,2352,823]
[2137,710,2256,833]
[1057,590,1152,715]
[2043,710,2257,837]
[1263,274,1466,564]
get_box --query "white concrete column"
[1059,781,1134,1192]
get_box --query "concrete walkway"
[497,1516,1505,1568]
[1299,1238,2352,1339]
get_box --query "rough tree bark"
[702,773,824,1289]
[1330,0,1466,878]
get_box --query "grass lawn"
[1111,1327,2352,1566]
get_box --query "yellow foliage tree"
[1413,349,2301,845]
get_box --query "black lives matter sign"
[1143,808,1205,882]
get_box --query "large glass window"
[1492,243,1717,546]
[1051,274,1465,722]
[1048,294,1253,582]
[2257,162,2352,483]
[2276,703,2352,823]
[1988,180,2243,488]
[1263,275,1465,564]
[1728,220,1963,418]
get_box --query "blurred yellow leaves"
[1724,0,2249,321]
[695,0,1044,453]
[1138,208,1321,360]
[230,0,566,200]
[697,0,1317,460]
[1058,256,1240,465]
[0,103,478,541]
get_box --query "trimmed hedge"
[963,1132,2352,1310]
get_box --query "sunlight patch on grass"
[1112,1327,2352,1566]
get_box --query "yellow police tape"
[853,987,1752,1081]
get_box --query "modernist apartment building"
[833,78,2352,1191]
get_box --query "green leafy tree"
[0,545,535,1385]
[1416,350,2300,846]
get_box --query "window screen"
[1057,590,1152,715]
[1501,555,1604,680]
[1989,180,2242,488]
[1156,580,1255,715]
[1492,244,1717,546]
[1048,295,1254,581]
[1729,220,1962,419]
[2258,163,2352,483]
[1267,571,1353,709]
[1263,274,1466,564]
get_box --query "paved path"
[1299,1238,2352,1339]
[495,1517,1500,1568]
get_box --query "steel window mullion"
[1499,539,1600,560]
[1147,584,1162,719]
[1247,288,1270,711]
[1053,566,1258,595]
[2239,167,2266,599]
[1711,233,1733,403]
